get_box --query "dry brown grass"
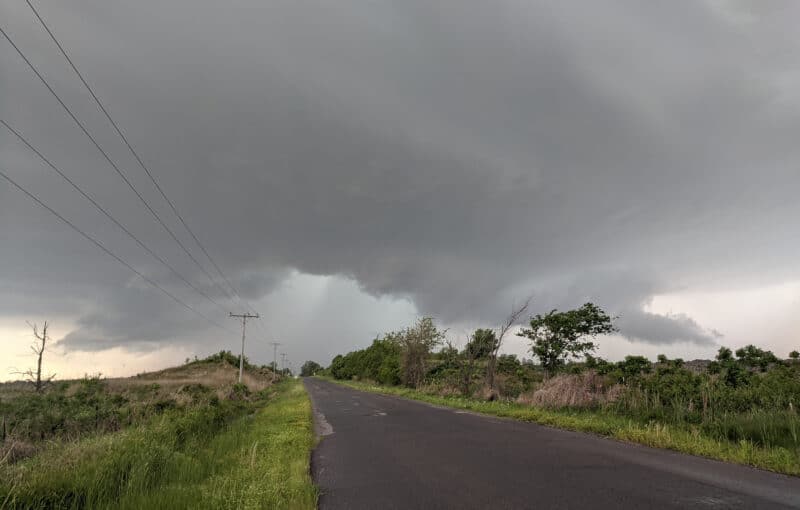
[0,439,36,465]
[107,361,278,401]
[517,371,622,408]
[0,381,35,401]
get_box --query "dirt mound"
[107,360,279,401]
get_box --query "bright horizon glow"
[4,277,798,383]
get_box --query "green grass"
[323,377,800,477]
[1,380,317,510]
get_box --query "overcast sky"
[2,0,799,379]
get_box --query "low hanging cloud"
[616,310,717,346]
[2,0,799,361]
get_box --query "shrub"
[330,338,401,385]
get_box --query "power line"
[0,168,236,335]
[22,0,258,316]
[0,23,231,305]
[1,119,230,316]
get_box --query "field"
[0,354,317,509]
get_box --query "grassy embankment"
[323,377,800,477]
[1,375,316,509]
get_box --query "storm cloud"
[2,0,799,366]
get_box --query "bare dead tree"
[15,321,56,393]
[485,297,532,391]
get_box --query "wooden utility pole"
[230,312,259,383]
[281,352,287,373]
[270,342,281,373]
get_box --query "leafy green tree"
[465,329,498,360]
[585,354,613,374]
[518,303,616,376]
[328,338,401,384]
[789,350,799,360]
[735,345,778,372]
[437,340,477,397]
[655,354,683,368]
[496,354,521,374]
[708,346,750,388]
[616,355,652,380]
[300,361,323,377]
[390,317,445,388]
[717,346,734,361]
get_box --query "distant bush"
[330,338,401,385]
[300,361,323,377]
[195,350,255,370]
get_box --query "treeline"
[318,303,800,451]
[329,318,444,388]
[325,303,616,397]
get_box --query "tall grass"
[0,380,316,510]
[611,383,800,452]
[115,380,317,510]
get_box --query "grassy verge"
[323,377,800,477]
[1,380,317,510]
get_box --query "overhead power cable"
[0,168,236,335]
[1,119,230,315]
[0,23,232,305]
[23,0,259,315]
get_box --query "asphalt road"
[304,378,800,510]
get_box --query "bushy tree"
[300,361,323,377]
[708,346,750,388]
[790,350,800,360]
[496,354,521,374]
[465,329,498,360]
[735,345,778,372]
[585,354,613,374]
[616,355,652,380]
[518,303,616,376]
[434,340,476,397]
[586,354,654,382]
[391,317,445,388]
[329,338,401,384]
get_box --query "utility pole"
[270,342,281,373]
[229,312,259,383]
[281,352,287,373]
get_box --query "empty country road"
[304,378,800,510]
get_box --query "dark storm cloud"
[2,0,800,357]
